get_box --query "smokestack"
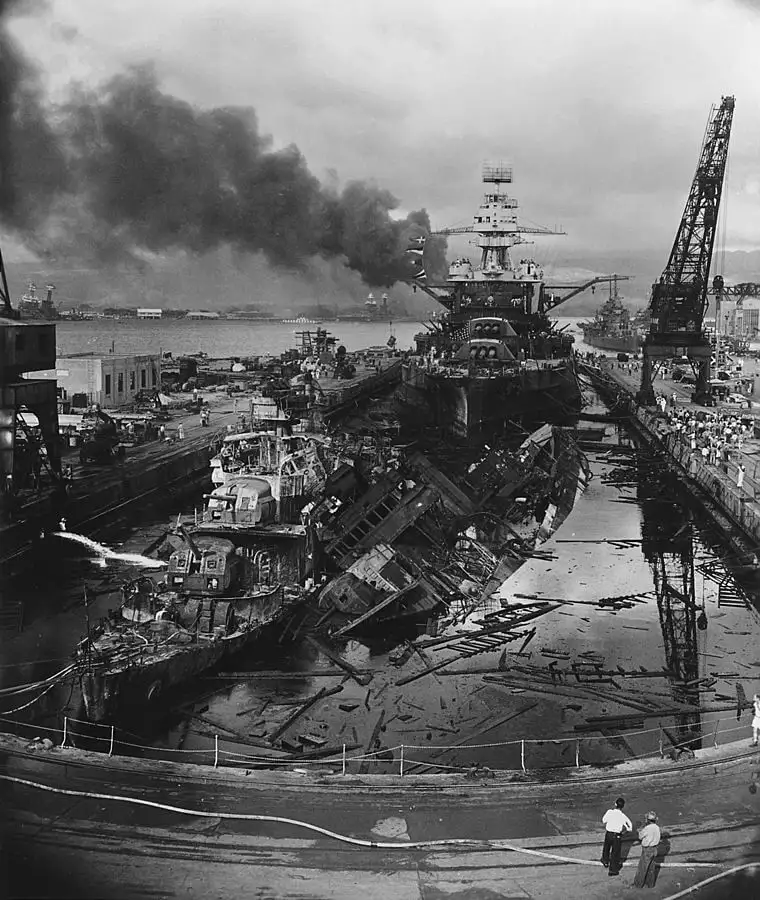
[46,283,55,303]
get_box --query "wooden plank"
[358,710,386,774]
[407,702,538,773]
[269,685,342,742]
[396,657,455,686]
[332,580,420,637]
[304,635,373,686]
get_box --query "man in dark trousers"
[601,796,632,876]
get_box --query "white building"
[717,297,760,339]
[32,353,162,409]
[186,310,220,319]
[137,308,162,319]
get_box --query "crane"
[638,96,735,405]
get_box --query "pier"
[583,359,760,571]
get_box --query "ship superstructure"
[580,275,643,354]
[400,164,582,437]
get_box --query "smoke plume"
[0,1,447,288]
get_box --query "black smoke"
[0,0,68,230]
[0,1,447,288]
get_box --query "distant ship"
[399,163,583,438]
[17,282,59,321]
[281,315,324,325]
[580,276,644,353]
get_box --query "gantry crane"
[638,96,735,406]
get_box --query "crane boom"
[638,96,735,406]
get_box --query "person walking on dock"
[633,811,661,888]
[601,796,632,876]
[752,693,760,747]
[737,464,746,492]
[177,423,185,440]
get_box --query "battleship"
[398,164,583,438]
[580,275,645,353]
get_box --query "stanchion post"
[658,726,664,758]
[62,716,68,748]
[109,725,115,757]
[214,734,219,768]
[521,740,526,774]
[713,720,719,749]
[575,739,580,768]
[342,743,346,776]
[399,744,404,777]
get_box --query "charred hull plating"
[402,360,581,436]
[80,629,248,722]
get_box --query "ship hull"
[581,333,641,353]
[399,359,583,438]
[80,629,252,724]
[81,590,301,724]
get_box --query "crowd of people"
[658,398,754,481]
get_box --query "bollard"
[62,716,68,748]
[520,740,526,774]
[399,744,404,778]
[214,734,219,768]
[342,743,346,776]
[575,740,580,768]
[108,725,115,757]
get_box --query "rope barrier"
[0,709,753,773]
[0,774,730,869]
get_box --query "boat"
[398,164,583,438]
[77,418,335,723]
[17,282,59,321]
[281,315,324,325]
[580,275,644,353]
[76,526,313,723]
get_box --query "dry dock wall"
[635,406,760,547]
[584,364,760,555]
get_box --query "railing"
[0,711,752,776]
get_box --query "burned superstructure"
[399,164,582,438]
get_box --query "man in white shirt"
[601,796,632,876]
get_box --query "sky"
[5,0,760,293]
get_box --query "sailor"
[58,517,67,532]
[177,423,185,440]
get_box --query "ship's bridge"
[448,258,474,281]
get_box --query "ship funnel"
[46,284,56,303]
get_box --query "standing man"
[633,811,661,888]
[601,796,632,876]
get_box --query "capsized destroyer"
[399,163,583,438]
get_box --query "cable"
[0,682,59,714]
[0,774,728,867]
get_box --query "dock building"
[137,308,162,319]
[32,353,161,409]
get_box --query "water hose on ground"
[0,773,739,874]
